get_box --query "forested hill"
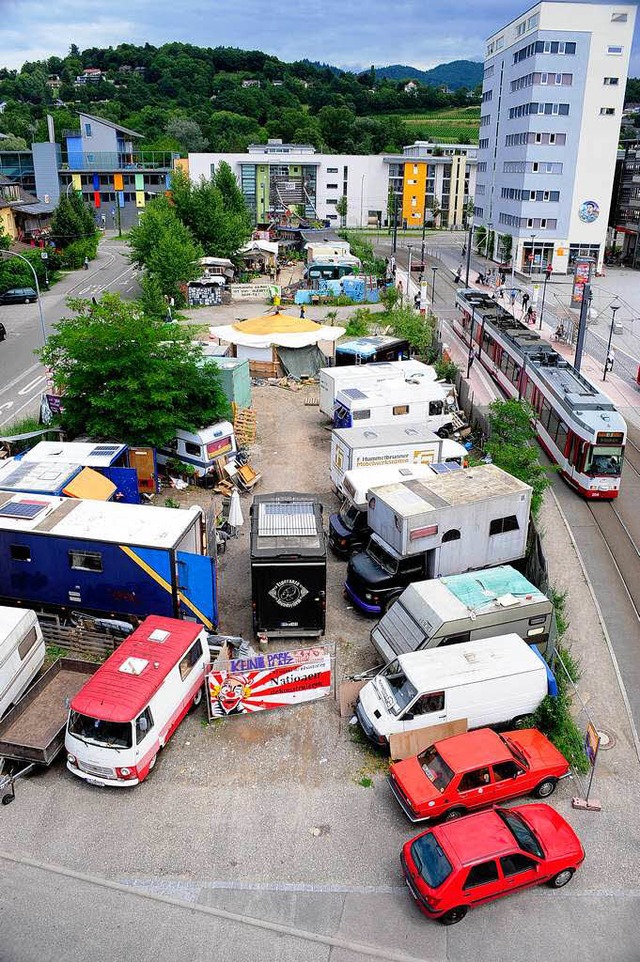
[0,42,481,155]
[375,61,484,90]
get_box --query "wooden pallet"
[232,403,257,444]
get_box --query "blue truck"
[0,493,217,630]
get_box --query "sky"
[1,0,639,77]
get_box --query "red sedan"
[389,728,570,822]
[401,803,584,924]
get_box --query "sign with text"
[207,646,331,717]
[571,259,594,306]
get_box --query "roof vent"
[496,593,519,608]
[149,628,170,643]
[119,657,148,675]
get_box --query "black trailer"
[250,493,326,638]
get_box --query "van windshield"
[379,660,418,715]
[367,539,398,574]
[339,502,361,530]
[68,711,133,749]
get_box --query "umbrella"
[228,489,244,533]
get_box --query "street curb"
[549,486,640,764]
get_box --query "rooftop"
[372,463,531,515]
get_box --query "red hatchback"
[389,728,570,823]
[402,803,584,924]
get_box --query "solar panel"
[342,388,368,400]
[258,502,317,537]
[89,444,121,457]
[430,462,463,475]
[0,500,49,520]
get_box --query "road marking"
[0,389,44,426]
[0,851,433,962]
[0,362,43,398]
[18,375,46,396]
[0,402,13,413]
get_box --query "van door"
[401,690,446,732]
[176,552,217,630]
[102,466,141,504]
[438,528,464,575]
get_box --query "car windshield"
[497,809,544,858]
[367,538,398,574]
[379,660,418,715]
[500,734,529,769]
[410,833,453,888]
[68,711,133,749]
[339,502,360,530]
[418,746,454,791]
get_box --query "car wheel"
[437,426,452,439]
[438,906,468,925]
[532,777,557,799]
[24,298,31,304]
[548,868,574,889]
[442,807,466,822]
[148,754,156,772]
[191,686,203,709]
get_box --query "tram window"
[539,400,552,428]
[556,420,569,455]
[547,411,560,440]
[482,331,492,353]
[585,446,623,477]
[524,379,535,403]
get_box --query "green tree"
[165,116,208,152]
[0,221,11,251]
[50,192,97,247]
[387,305,434,355]
[39,293,230,446]
[0,133,28,150]
[486,399,550,515]
[169,165,251,257]
[336,195,348,227]
[129,195,202,305]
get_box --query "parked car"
[0,287,37,305]
[388,728,570,822]
[401,804,584,924]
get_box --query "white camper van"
[370,567,556,665]
[319,360,436,418]
[333,380,458,435]
[156,421,236,479]
[355,633,554,746]
[0,607,45,718]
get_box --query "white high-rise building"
[476,1,636,274]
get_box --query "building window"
[604,77,619,85]
[607,46,623,55]
[489,516,520,536]
[10,544,31,562]
[326,183,338,189]
[611,12,627,21]
[69,550,103,572]
[326,198,338,205]
[84,123,92,137]
[327,167,338,173]
[600,107,615,115]
[393,405,410,416]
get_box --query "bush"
[59,236,99,270]
[344,308,373,338]
[434,358,459,382]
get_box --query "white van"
[0,607,45,718]
[65,616,208,787]
[355,633,554,746]
[371,567,556,664]
[156,421,236,479]
[333,380,458,436]
[319,360,436,417]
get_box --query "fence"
[40,620,123,661]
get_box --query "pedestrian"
[526,306,536,325]
[84,256,89,270]
[455,263,463,284]
[521,291,530,314]
[299,304,306,318]
[509,288,517,308]
[413,292,421,309]
[476,272,485,285]
[0,322,6,342]
[461,244,466,258]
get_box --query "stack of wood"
[232,403,257,445]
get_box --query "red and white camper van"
[65,616,208,787]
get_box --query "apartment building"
[475,1,636,274]
[188,139,477,230]
[613,140,640,266]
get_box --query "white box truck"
[330,423,467,494]
[345,465,532,616]
[370,566,556,665]
[333,380,459,436]
[319,360,436,418]
[355,633,555,746]
[0,607,45,718]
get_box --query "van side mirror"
[403,712,414,721]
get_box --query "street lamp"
[538,264,551,330]
[407,244,413,296]
[529,233,537,276]
[360,174,365,228]
[0,249,47,346]
[486,222,493,262]
[431,266,438,305]
[603,301,621,381]
[420,193,428,265]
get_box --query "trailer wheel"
[437,426,453,439]
[2,792,15,805]
[191,687,203,710]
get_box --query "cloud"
[0,0,638,75]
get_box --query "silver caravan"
[371,566,556,665]
[0,607,45,718]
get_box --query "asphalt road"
[0,237,139,429]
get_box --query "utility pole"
[392,191,399,254]
[538,265,551,330]
[464,222,473,287]
[573,283,591,374]
[603,302,620,381]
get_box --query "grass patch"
[45,644,70,665]
[358,775,373,788]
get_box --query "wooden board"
[338,680,367,718]
[389,718,468,761]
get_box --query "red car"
[401,803,584,924]
[389,728,570,822]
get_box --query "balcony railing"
[60,150,180,171]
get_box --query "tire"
[24,298,31,304]
[148,754,156,772]
[437,426,452,440]
[192,686,203,708]
[383,594,401,614]
[442,807,466,822]
[438,906,468,925]
[548,868,574,889]
[532,777,557,799]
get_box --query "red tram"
[454,290,626,499]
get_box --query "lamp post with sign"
[40,251,49,288]
[572,721,602,812]
[603,302,620,381]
